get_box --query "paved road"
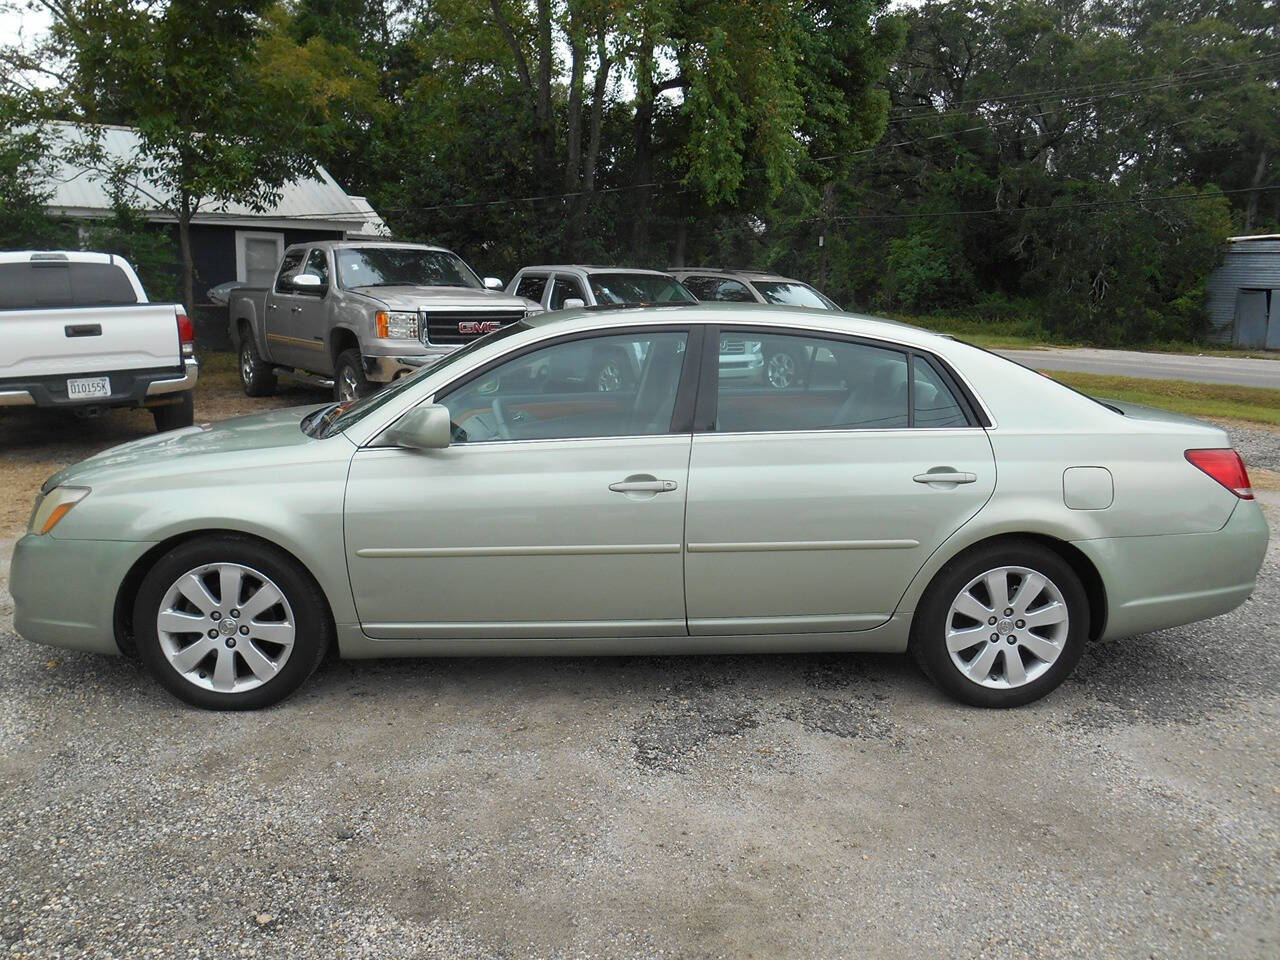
[998,347,1280,388]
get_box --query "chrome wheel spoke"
[238,640,279,681]
[983,571,1010,613]
[1018,632,1061,662]
[212,647,237,691]
[239,582,283,620]
[157,610,206,635]
[964,642,1000,682]
[1023,603,1067,629]
[248,621,294,648]
[1010,572,1046,615]
[218,566,243,610]
[176,573,218,615]
[170,637,216,673]
[946,624,989,652]
[1003,646,1027,685]
[952,592,993,623]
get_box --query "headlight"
[375,311,420,339]
[29,486,90,535]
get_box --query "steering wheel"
[490,398,512,440]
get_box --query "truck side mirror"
[381,404,452,450]
[483,277,504,290]
[291,273,324,291]
[563,298,585,309]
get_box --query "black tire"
[151,390,194,432]
[133,535,332,710]
[334,348,372,402]
[763,344,805,389]
[239,330,277,397]
[909,540,1089,708]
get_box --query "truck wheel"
[152,391,194,432]
[334,349,372,402]
[239,333,277,397]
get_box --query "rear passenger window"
[515,274,548,303]
[912,356,970,427]
[715,332,909,432]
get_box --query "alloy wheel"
[338,367,360,401]
[155,563,296,693]
[766,351,796,389]
[944,565,1069,689]
[596,361,623,392]
[239,344,254,386]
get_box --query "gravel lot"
[1,362,1277,959]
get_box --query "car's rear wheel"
[910,541,1088,708]
[764,345,804,389]
[239,332,277,397]
[151,390,194,432]
[133,536,331,710]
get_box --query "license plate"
[67,375,111,400]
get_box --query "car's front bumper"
[10,533,156,655]
[1074,499,1270,641]
[363,352,450,383]
[0,359,198,409]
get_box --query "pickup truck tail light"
[177,312,196,359]
[1185,448,1253,499]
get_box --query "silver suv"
[506,265,765,386]
[670,268,840,388]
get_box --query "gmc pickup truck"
[228,240,540,401]
[0,251,198,431]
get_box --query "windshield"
[336,248,482,290]
[589,273,696,305]
[304,321,533,438]
[753,281,838,310]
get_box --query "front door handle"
[914,468,977,485]
[609,477,678,494]
[291,306,303,313]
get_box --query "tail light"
[177,312,196,359]
[1185,449,1253,499]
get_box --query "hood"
[349,285,538,312]
[43,404,335,492]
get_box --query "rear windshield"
[752,281,838,310]
[0,261,139,309]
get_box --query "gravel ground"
[0,365,1277,959]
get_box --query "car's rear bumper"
[0,359,198,409]
[1074,500,1270,641]
[10,533,155,655]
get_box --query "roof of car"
[669,267,802,283]
[514,265,678,277]
[523,301,930,341]
[287,240,454,254]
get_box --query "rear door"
[263,249,312,367]
[683,326,995,635]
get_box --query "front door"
[683,327,996,635]
[292,248,334,372]
[344,327,696,640]
[263,248,312,368]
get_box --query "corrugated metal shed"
[1204,235,1280,348]
[41,122,388,235]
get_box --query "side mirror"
[563,297,585,309]
[483,276,504,290]
[382,403,451,450]
[291,273,324,291]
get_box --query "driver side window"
[438,331,689,443]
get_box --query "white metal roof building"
[1204,235,1280,349]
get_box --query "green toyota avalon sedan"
[12,305,1269,710]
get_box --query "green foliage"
[0,104,73,250]
[82,202,180,303]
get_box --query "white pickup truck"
[0,251,198,431]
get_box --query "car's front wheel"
[133,536,331,710]
[910,541,1089,708]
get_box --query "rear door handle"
[914,469,977,485]
[609,478,678,494]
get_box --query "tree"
[0,100,73,250]
[26,0,336,310]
